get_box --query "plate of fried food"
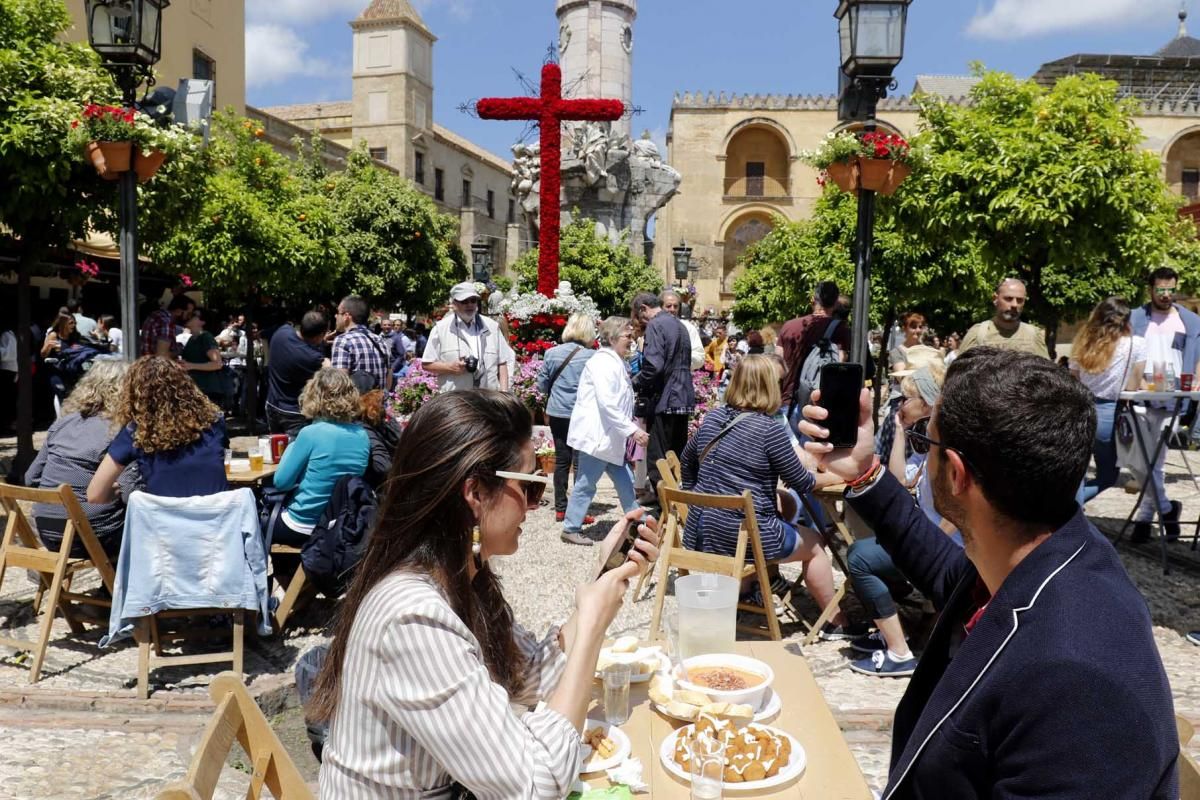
[647,674,781,725]
[659,714,806,792]
[580,720,631,774]
[594,636,669,684]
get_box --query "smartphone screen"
[818,362,864,449]
[597,518,640,579]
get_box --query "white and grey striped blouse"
[319,572,580,799]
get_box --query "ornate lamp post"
[85,0,170,363]
[835,0,910,367]
[471,238,493,283]
[671,239,693,287]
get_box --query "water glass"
[603,664,632,726]
[689,732,726,799]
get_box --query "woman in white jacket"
[562,317,650,545]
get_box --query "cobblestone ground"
[1,432,1199,796]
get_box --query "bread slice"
[701,702,754,725]
[666,700,700,721]
[648,675,674,706]
[674,689,713,707]
[611,635,639,654]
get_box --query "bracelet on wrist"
[846,456,883,490]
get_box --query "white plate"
[580,720,631,774]
[658,723,806,793]
[652,686,782,725]
[595,645,670,684]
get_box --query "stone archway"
[1164,127,1200,200]
[721,213,774,296]
[723,123,792,199]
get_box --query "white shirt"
[567,348,639,465]
[319,573,577,799]
[1071,336,1146,401]
[106,328,123,355]
[423,313,511,392]
[680,318,705,371]
[0,330,16,372]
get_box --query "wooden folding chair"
[648,486,782,643]
[156,671,315,800]
[0,484,116,683]
[1178,715,1200,800]
[269,545,313,633]
[633,455,687,600]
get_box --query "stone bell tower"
[556,0,636,139]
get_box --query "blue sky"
[246,0,1195,162]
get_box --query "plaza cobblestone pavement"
[1,433,1199,796]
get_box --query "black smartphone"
[597,517,641,579]
[818,362,864,449]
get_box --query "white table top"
[1119,391,1200,402]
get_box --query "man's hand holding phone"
[798,387,876,484]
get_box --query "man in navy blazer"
[802,347,1178,799]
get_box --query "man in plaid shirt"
[140,295,194,357]
[331,295,391,391]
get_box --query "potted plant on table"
[803,130,914,196]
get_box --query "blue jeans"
[1080,399,1119,505]
[847,537,912,621]
[563,451,639,533]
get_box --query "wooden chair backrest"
[156,672,314,800]
[0,483,115,592]
[665,450,683,484]
[1179,715,1200,800]
[655,457,688,526]
[657,486,761,578]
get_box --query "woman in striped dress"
[310,390,659,799]
[681,355,856,637]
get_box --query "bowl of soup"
[675,653,774,711]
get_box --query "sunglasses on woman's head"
[495,470,551,509]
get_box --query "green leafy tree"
[0,0,117,461]
[512,216,662,315]
[315,145,462,313]
[897,68,1200,353]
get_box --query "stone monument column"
[556,0,635,140]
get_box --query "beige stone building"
[657,14,1200,315]
[257,0,518,273]
[63,0,245,113]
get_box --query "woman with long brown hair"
[1069,297,1146,503]
[311,390,658,798]
[87,356,227,502]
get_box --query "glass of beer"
[248,447,264,471]
[224,449,232,477]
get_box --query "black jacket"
[847,472,1178,800]
[633,312,694,415]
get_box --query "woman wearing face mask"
[311,390,658,798]
[561,317,649,545]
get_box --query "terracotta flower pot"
[858,158,911,196]
[538,454,556,474]
[826,160,859,194]
[86,140,133,180]
[134,147,167,182]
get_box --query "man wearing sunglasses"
[800,347,1177,800]
[1129,266,1200,542]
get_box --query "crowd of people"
[7,266,1194,798]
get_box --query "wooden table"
[586,641,872,798]
[225,462,278,486]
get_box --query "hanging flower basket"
[826,161,859,194]
[134,147,167,182]
[86,140,132,180]
[858,158,911,196]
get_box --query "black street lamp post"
[671,239,693,286]
[835,0,911,368]
[85,0,169,364]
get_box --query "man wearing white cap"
[423,282,511,392]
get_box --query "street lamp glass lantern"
[835,0,910,77]
[85,0,170,67]
[471,240,492,282]
[672,240,693,281]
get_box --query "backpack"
[300,475,378,596]
[790,319,842,415]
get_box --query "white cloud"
[245,24,335,89]
[966,0,1179,39]
[413,0,475,21]
[246,0,366,25]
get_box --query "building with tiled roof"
[250,1,520,271]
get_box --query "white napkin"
[606,757,648,793]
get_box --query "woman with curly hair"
[26,360,134,556]
[267,368,370,547]
[353,380,401,491]
[87,356,227,503]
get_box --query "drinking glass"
[248,446,264,471]
[603,664,632,726]
[224,448,232,477]
[689,732,726,799]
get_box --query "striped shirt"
[680,406,815,560]
[319,572,579,799]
